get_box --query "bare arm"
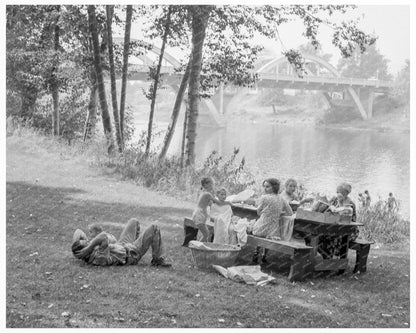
[300,197,314,205]
[74,232,109,259]
[244,197,257,206]
[212,197,232,206]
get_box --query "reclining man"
[71,218,171,267]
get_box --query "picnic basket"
[188,242,241,269]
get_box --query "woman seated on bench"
[244,178,293,264]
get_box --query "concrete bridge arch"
[256,53,375,119]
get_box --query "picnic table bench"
[246,235,314,281]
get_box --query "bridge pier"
[322,92,333,108]
[346,87,375,120]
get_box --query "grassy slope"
[6,134,410,328]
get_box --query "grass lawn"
[6,134,410,328]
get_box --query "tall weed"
[357,199,409,243]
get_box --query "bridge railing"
[128,64,393,89]
[257,72,393,88]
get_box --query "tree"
[50,5,61,136]
[393,59,410,102]
[87,5,114,154]
[159,56,192,160]
[106,5,122,152]
[337,43,392,80]
[6,6,58,120]
[119,5,133,150]
[145,6,172,156]
[185,5,213,166]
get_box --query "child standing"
[210,187,234,244]
[192,177,231,242]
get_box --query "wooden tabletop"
[231,203,363,227]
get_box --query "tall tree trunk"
[20,92,37,121]
[120,5,133,150]
[185,6,210,166]
[51,5,60,136]
[87,5,114,154]
[83,77,97,141]
[159,56,192,161]
[106,5,122,152]
[180,98,189,169]
[145,6,172,156]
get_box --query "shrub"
[357,199,409,243]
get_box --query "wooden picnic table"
[231,203,367,278]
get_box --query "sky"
[128,4,410,76]
[258,5,410,75]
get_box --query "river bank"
[224,91,410,133]
[5,132,410,328]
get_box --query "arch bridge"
[118,38,394,126]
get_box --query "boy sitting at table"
[319,183,359,259]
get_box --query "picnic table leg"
[289,248,314,282]
[354,243,371,273]
[337,235,349,275]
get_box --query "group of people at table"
[70,176,358,268]
[187,176,359,264]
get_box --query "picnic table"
[231,203,371,281]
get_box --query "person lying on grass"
[71,218,171,267]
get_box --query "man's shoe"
[151,257,172,268]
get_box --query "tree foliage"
[337,43,392,80]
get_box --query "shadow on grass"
[7,181,191,232]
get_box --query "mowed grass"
[6,134,410,328]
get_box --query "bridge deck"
[128,65,392,91]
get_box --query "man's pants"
[119,218,165,262]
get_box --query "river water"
[133,119,410,218]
